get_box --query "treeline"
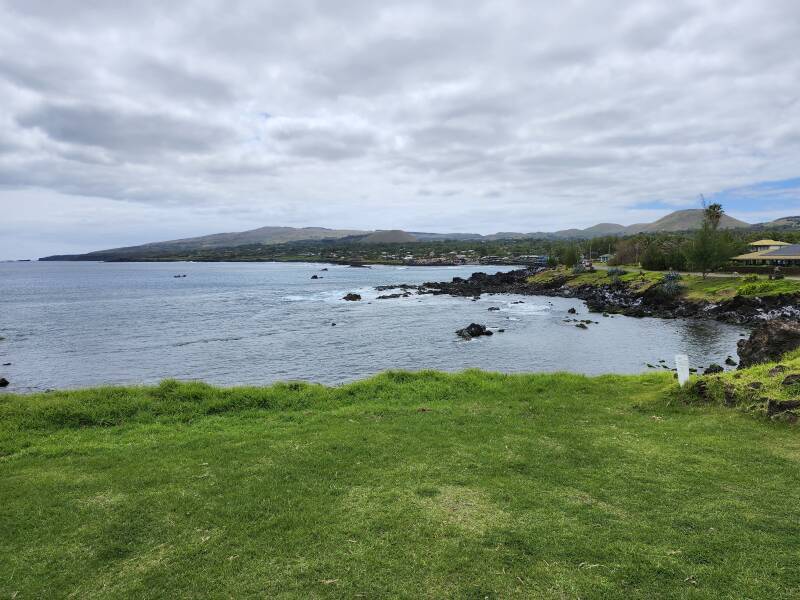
[48,206,798,268]
[571,207,798,275]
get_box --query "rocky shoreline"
[382,268,800,325]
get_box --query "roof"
[749,239,791,246]
[733,244,800,261]
[762,244,800,257]
[732,251,770,261]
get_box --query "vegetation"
[685,203,734,277]
[528,267,800,301]
[2,368,800,598]
[686,348,800,422]
[36,207,799,273]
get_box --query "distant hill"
[40,209,774,261]
[358,230,419,244]
[42,226,370,261]
[759,216,800,229]
[575,223,629,236]
[626,209,750,233]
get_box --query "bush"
[640,241,688,271]
[662,271,683,282]
[656,279,685,300]
[742,274,759,283]
[572,263,586,274]
[607,267,628,277]
[736,280,798,297]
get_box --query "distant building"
[732,240,800,266]
[598,253,615,263]
[517,255,549,266]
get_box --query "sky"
[1,0,799,259]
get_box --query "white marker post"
[675,354,690,387]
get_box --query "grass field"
[528,267,800,301]
[2,368,800,598]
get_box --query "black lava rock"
[456,323,493,339]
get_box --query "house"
[599,253,615,263]
[732,240,800,266]
[517,255,549,266]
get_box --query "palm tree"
[706,203,724,230]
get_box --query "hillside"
[358,229,419,244]
[2,369,799,597]
[761,216,800,229]
[627,209,750,233]
[41,226,371,261]
[39,209,768,261]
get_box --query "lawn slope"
[2,371,799,598]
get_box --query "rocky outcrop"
[456,323,493,339]
[342,293,362,301]
[737,320,800,368]
[396,268,799,325]
[0,377,8,387]
[704,363,724,375]
[782,374,800,387]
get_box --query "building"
[598,253,615,263]
[732,240,800,266]
[517,255,549,266]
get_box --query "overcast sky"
[1,0,799,258]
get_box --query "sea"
[0,261,747,392]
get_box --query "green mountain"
[626,209,750,233]
[41,210,786,261]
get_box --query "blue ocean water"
[0,261,746,392]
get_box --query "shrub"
[572,263,586,274]
[607,267,628,277]
[662,271,683,282]
[742,274,759,283]
[736,280,797,297]
[657,279,685,299]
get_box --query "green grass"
[688,349,800,419]
[2,371,800,598]
[527,267,800,302]
[736,279,800,297]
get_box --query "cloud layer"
[1,0,799,257]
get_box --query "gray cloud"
[0,0,799,258]
[16,103,235,159]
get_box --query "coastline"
[383,267,800,325]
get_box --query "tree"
[561,245,579,267]
[706,202,724,229]
[685,202,729,277]
[611,235,647,266]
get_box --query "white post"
[675,354,690,386]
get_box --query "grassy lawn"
[2,371,800,598]
[528,267,800,302]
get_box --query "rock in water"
[456,323,493,339]
[342,293,362,301]
[737,319,800,368]
[0,378,8,387]
[704,363,724,375]
[311,275,319,279]
[567,307,577,314]
[725,356,737,366]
